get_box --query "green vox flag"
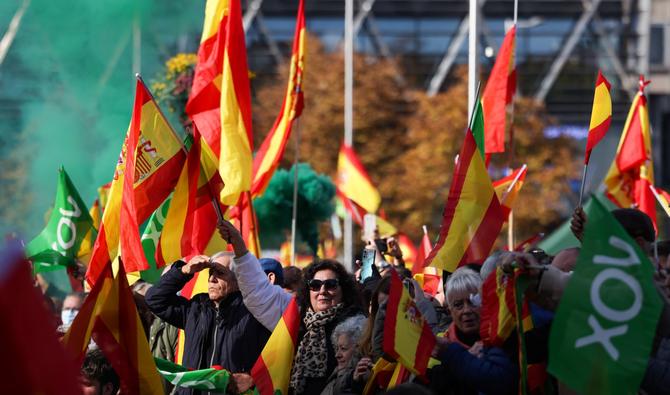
[154,357,230,392]
[137,196,172,284]
[548,195,662,394]
[25,167,93,272]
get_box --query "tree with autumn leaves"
[253,35,580,245]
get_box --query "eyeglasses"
[308,278,339,292]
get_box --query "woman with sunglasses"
[217,220,364,395]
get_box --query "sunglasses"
[308,278,339,292]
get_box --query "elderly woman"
[217,220,364,395]
[320,315,367,395]
[429,267,517,395]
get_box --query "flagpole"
[467,0,481,121]
[247,190,260,255]
[291,120,301,266]
[578,164,588,206]
[343,0,354,272]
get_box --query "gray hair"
[330,315,366,346]
[445,267,482,306]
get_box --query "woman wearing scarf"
[217,220,364,395]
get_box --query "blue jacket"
[430,343,518,395]
[145,262,270,395]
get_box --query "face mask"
[61,308,79,326]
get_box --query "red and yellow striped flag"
[479,266,533,347]
[481,24,516,159]
[187,0,253,206]
[77,199,100,265]
[386,363,410,389]
[362,358,396,395]
[336,144,381,214]
[383,270,436,377]
[251,0,305,198]
[86,81,185,287]
[251,297,300,395]
[604,76,656,229]
[425,129,506,273]
[155,132,204,266]
[584,71,612,164]
[492,165,527,216]
[63,261,163,394]
[411,227,433,275]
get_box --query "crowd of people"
[46,206,670,395]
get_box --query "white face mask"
[61,308,79,326]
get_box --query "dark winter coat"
[145,261,271,395]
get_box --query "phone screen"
[360,249,375,283]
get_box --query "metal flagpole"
[467,0,480,120]
[343,0,354,272]
[291,120,301,266]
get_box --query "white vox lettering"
[591,268,643,322]
[575,315,628,360]
[593,236,640,267]
[575,235,644,360]
[51,196,82,253]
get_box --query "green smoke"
[0,0,203,237]
[254,163,336,253]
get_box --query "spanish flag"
[584,71,612,164]
[336,144,381,214]
[252,0,305,198]
[77,199,100,265]
[86,80,185,287]
[479,266,533,347]
[383,270,436,377]
[411,226,433,275]
[480,24,516,160]
[155,132,203,266]
[425,107,506,273]
[251,297,300,395]
[604,76,656,229]
[63,261,163,394]
[187,0,254,207]
[362,357,396,395]
[492,165,527,216]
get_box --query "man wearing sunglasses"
[145,252,271,395]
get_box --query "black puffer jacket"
[146,262,271,395]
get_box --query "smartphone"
[363,214,377,241]
[359,248,375,283]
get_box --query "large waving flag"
[336,144,381,213]
[584,71,612,164]
[604,77,656,229]
[425,112,506,273]
[493,165,527,216]
[86,80,185,287]
[480,24,516,160]
[251,0,305,198]
[383,270,436,376]
[187,0,253,206]
[548,196,662,394]
[25,167,93,272]
[64,261,163,394]
[251,297,300,395]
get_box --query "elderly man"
[145,252,270,395]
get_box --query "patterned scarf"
[289,303,346,394]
